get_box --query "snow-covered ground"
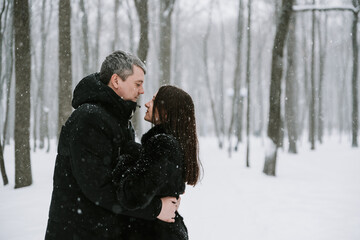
[0,136,359,240]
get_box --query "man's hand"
[157,196,180,223]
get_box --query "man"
[45,51,179,239]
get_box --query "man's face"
[116,65,145,102]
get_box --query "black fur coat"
[113,124,188,240]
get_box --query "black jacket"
[45,73,161,240]
[113,124,188,240]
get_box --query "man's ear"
[109,74,119,89]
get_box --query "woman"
[113,85,201,239]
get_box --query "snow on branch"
[293,5,358,13]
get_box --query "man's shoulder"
[67,103,111,126]
[72,103,110,119]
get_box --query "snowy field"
[0,136,360,240]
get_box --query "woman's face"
[144,93,159,123]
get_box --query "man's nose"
[139,86,144,94]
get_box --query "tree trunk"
[134,0,149,63]
[133,0,149,137]
[172,4,181,87]
[112,0,121,51]
[2,10,14,152]
[14,0,32,188]
[317,14,327,144]
[245,0,252,167]
[0,3,10,184]
[235,96,244,149]
[264,0,294,176]
[159,0,175,85]
[94,0,102,69]
[0,140,8,185]
[351,0,359,147]
[203,0,222,148]
[217,2,226,146]
[0,0,8,91]
[298,13,310,139]
[285,14,298,154]
[39,0,53,150]
[126,0,135,53]
[228,0,244,157]
[58,0,73,138]
[79,0,90,75]
[309,0,316,150]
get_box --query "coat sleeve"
[114,134,183,211]
[69,111,161,220]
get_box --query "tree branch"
[293,5,358,13]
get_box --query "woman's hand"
[157,196,180,223]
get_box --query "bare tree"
[317,13,328,144]
[245,0,252,167]
[79,0,90,75]
[0,0,10,186]
[33,0,53,151]
[298,12,310,139]
[112,0,121,51]
[14,0,32,188]
[94,0,102,69]
[285,14,298,154]
[202,0,222,148]
[263,0,294,176]
[0,140,7,185]
[134,0,149,64]
[58,0,73,137]
[2,1,13,151]
[172,1,181,87]
[293,1,360,147]
[125,0,135,53]
[228,0,244,156]
[351,0,359,147]
[132,0,149,136]
[309,0,317,150]
[216,0,226,146]
[159,0,176,85]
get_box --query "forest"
[0,0,359,188]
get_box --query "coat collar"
[141,124,170,144]
[72,73,137,123]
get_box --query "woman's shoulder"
[142,125,181,155]
[142,125,176,144]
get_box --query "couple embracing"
[45,51,201,240]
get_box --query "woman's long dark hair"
[152,85,200,186]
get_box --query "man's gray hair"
[99,50,146,84]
